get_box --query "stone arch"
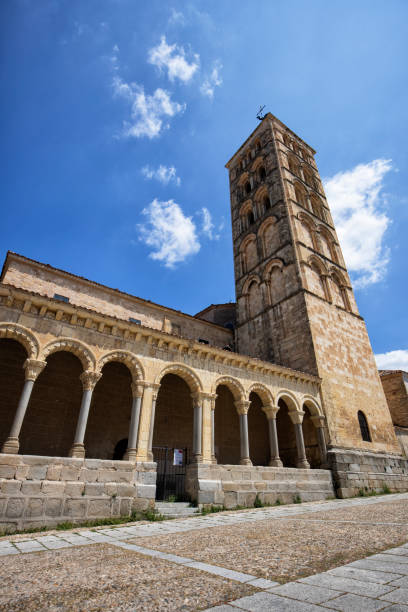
[259,216,279,257]
[212,376,245,403]
[287,154,300,177]
[307,255,330,301]
[294,181,309,209]
[330,269,350,310]
[0,323,39,359]
[301,396,323,416]
[242,273,262,296]
[298,212,318,250]
[308,254,329,276]
[239,200,255,230]
[238,171,249,186]
[155,363,202,393]
[310,193,325,220]
[240,234,258,273]
[263,259,285,306]
[41,338,96,372]
[251,156,264,173]
[276,389,300,412]
[97,350,144,382]
[247,383,274,406]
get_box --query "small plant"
[275,498,282,506]
[382,484,391,494]
[253,494,264,508]
[358,488,366,497]
[201,505,224,515]
[56,521,75,530]
[166,495,177,503]
[293,494,302,504]
[111,493,117,499]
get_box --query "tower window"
[54,293,69,303]
[358,411,371,442]
[245,181,251,195]
[247,211,255,225]
[259,167,266,181]
[263,196,271,211]
[198,338,209,344]
[129,317,141,325]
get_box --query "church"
[1,113,407,531]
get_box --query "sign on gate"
[173,448,183,466]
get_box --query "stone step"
[155,501,199,518]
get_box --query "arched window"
[358,411,371,442]
[247,210,255,225]
[245,181,251,195]
[259,166,266,181]
[263,195,271,212]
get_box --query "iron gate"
[153,446,190,501]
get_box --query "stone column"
[191,392,203,463]
[123,382,145,461]
[69,370,101,458]
[311,414,328,467]
[1,358,47,454]
[135,383,159,462]
[211,395,217,464]
[235,400,252,466]
[262,404,283,467]
[147,389,159,462]
[289,410,310,469]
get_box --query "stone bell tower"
[225,113,400,457]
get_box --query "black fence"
[153,446,190,501]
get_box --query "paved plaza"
[1,493,408,610]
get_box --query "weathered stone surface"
[41,481,65,496]
[88,499,111,517]
[25,498,44,518]
[1,480,21,494]
[6,498,25,518]
[45,498,63,517]
[85,483,107,497]
[63,499,87,518]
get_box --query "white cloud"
[138,199,200,268]
[112,76,185,139]
[141,165,181,186]
[169,8,186,26]
[148,36,199,83]
[323,159,392,288]
[200,207,220,240]
[375,350,408,371]
[200,60,223,99]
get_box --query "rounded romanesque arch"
[259,216,279,258]
[276,389,300,412]
[247,383,274,406]
[212,376,245,403]
[263,259,285,307]
[298,212,318,250]
[155,363,203,393]
[294,181,309,210]
[276,390,300,467]
[251,156,264,173]
[301,396,323,468]
[97,350,144,382]
[41,338,96,372]
[302,395,323,416]
[330,269,350,311]
[240,234,258,272]
[307,255,330,301]
[0,323,40,359]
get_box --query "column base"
[192,454,203,464]
[147,451,154,462]
[69,443,85,458]
[296,459,310,469]
[211,455,217,464]
[269,458,283,467]
[123,448,137,461]
[240,458,252,466]
[1,437,19,454]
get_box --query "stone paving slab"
[380,588,408,604]
[328,565,404,584]
[228,591,325,610]
[268,582,343,604]
[299,573,396,597]
[321,592,387,611]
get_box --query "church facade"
[1,114,407,530]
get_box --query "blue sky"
[1,0,407,368]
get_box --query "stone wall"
[0,454,156,532]
[380,371,408,427]
[328,448,408,498]
[186,463,335,509]
[396,427,408,457]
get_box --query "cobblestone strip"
[1,493,407,557]
[204,542,408,611]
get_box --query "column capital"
[131,381,147,398]
[235,400,251,415]
[24,359,47,381]
[311,414,326,428]
[288,409,305,425]
[191,391,217,403]
[80,370,101,391]
[262,404,279,419]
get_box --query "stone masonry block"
[80,469,98,483]
[84,483,107,497]
[6,498,25,518]
[63,499,87,518]
[64,482,84,497]
[88,499,112,517]
[25,498,44,518]
[120,498,132,516]
[113,471,133,483]
[137,471,156,485]
[117,483,136,497]
[103,483,118,497]
[60,466,80,481]
[15,465,29,479]
[27,465,47,480]
[46,465,62,481]
[85,459,113,469]
[1,479,22,494]
[45,498,63,517]
[198,479,221,492]
[0,465,16,479]
[136,484,155,499]
[41,481,65,496]
[0,454,22,466]
[21,481,41,495]
[198,491,216,504]
[224,491,238,509]
[96,470,117,483]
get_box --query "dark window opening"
[224,322,234,331]
[54,293,70,303]
[247,211,255,225]
[259,167,266,181]
[198,338,209,344]
[113,438,128,460]
[358,411,371,442]
[129,317,141,325]
[223,345,233,351]
[245,182,251,194]
[263,196,271,211]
